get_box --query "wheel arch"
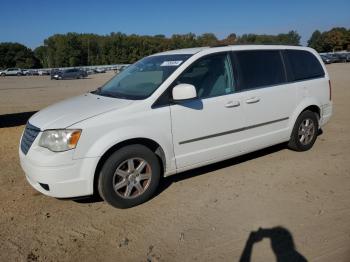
[290,97,321,127]
[302,105,320,119]
[288,99,322,140]
[93,137,166,196]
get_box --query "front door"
[170,52,247,170]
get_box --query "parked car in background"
[113,65,129,74]
[0,68,23,76]
[336,53,348,62]
[85,69,95,75]
[328,54,342,63]
[94,68,106,73]
[346,54,350,62]
[22,69,38,76]
[50,69,60,78]
[20,45,332,208]
[22,69,30,75]
[320,55,332,64]
[38,70,50,76]
[51,68,87,80]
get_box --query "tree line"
[0,42,41,69]
[32,31,301,68]
[0,28,349,69]
[308,27,350,52]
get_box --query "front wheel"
[288,110,319,151]
[98,145,161,208]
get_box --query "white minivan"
[19,45,332,208]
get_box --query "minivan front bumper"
[19,147,99,198]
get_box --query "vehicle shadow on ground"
[239,226,307,262]
[158,128,324,197]
[73,143,288,205]
[155,142,287,197]
[0,111,37,128]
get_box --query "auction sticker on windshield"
[160,60,183,66]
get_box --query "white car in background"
[19,45,332,208]
[1,68,23,76]
[38,70,50,76]
[94,67,106,73]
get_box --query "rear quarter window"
[285,50,325,81]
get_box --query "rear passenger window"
[235,50,286,90]
[286,50,325,81]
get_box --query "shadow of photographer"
[239,227,307,262]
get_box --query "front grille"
[21,122,40,155]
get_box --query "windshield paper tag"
[160,60,183,66]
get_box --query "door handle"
[245,97,260,104]
[225,101,240,108]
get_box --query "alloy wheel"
[112,158,152,199]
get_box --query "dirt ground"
[0,72,115,115]
[0,64,349,262]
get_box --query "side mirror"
[172,84,197,101]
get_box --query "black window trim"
[152,51,236,109]
[151,48,327,108]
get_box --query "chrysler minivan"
[19,45,332,208]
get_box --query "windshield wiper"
[91,88,144,100]
[94,90,125,99]
[91,87,102,94]
[101,93,119,98]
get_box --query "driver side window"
[175,53,234,99]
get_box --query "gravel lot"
[0,64,349,261]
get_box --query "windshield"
[94,54,192,100]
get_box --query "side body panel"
[170,93,246,169]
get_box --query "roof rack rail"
[210,44,232,48]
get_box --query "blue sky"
[1,0,349,49]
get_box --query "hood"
[29,93,133,130]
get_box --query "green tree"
[323,27,349,52]
[237,31,301,45]
[219,33,237,45]
[34,46,48,67]
[197,33,218,46]
[307,27,350,52]
[308,30,323,51]
[0,42,41,69]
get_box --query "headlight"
[39,129,81,152]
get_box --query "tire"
[288,110,319,151]
[98,145,161,208]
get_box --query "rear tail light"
[328,80,332,101]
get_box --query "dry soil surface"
[0,72,115,115]
[0,65,349,261]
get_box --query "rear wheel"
[98,145,161,208]
[288,110,319,151]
